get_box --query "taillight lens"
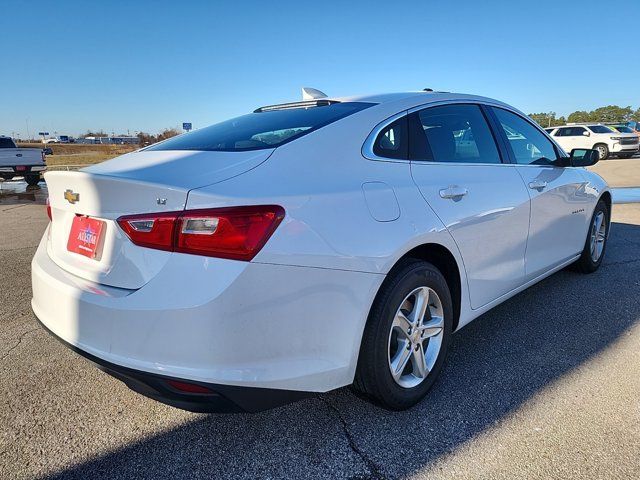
[117,212,178,252]
[117,205,284,261]
[46,197,52,221]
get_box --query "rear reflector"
[46,197,52,221]
[166,379,213,394]
[117,205,284,261]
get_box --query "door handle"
[528,180,547,190]
[439,185,469,199]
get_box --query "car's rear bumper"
[0,165,46,174]
[31,226,382,405]
[35,315,312,412]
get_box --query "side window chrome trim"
[362,99,568,163]
[361,110,409,162]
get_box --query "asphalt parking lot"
[1,180,639,479]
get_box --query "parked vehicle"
[608,123,640,139]
[607,125,635,133]
[624,120,640,133]
[0,136,46,185]
[32,91,610,413]
[545,123,639,159]
[43,135,75,144]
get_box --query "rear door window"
[409,104,502,164]
[146,102,373,152]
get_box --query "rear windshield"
[587,125,613,134]
[0,138,16,148]
[146,102,374,152]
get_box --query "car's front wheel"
[572,199,609,273]
[354,259,453,410]
[594,143,609,160]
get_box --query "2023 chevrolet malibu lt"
[31,91,611,413]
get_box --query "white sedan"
[32,91,610,412]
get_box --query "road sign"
[38,132,49,136]
[182,123,192,132]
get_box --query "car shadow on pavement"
[42,222,640,480]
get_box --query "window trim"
[372,115,409,160]
[361,110,409,162]
[485,106,566,167]
[362,99,566,166]
[408,103,507,165]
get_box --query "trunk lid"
[44,149,272,289]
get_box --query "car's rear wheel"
[594,143,609,160]
[354,259,453,410]
[572,199,609,273]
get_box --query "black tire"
[594,143,609,160]
[25,174,40,186]
[353,259,453,410]
[572,199,609,273]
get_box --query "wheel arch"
[600,190,612,211]
[390,243,463,331]
[600,190,612,228]
[592,142,609,155]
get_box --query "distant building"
[77,136,139,145]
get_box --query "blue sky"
[2,0,639,138]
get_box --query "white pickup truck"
[0,136,46,185]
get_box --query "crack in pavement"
[320,397,386,480]
[0,327,40,363]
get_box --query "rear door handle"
[439,185,469,199]
[528,180,547,190]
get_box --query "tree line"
[81,128,181,145]
[528,105,640,128]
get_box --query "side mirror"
[582,130,590,136]
[570,148,599,167]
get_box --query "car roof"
[327,91,511,108]
[253,91,523,123]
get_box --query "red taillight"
[117,205,284,261]
[166,379,213,394]
[117,212,178,252]
[46,197,52,221]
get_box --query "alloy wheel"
[590,211,606,262]
[387,286,444,389]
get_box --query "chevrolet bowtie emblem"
[64,189,80,204]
